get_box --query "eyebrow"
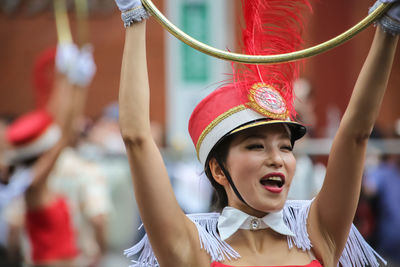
[240,131,290,142]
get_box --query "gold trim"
[196,105,247,159]
[123,6,144,13]
[230,120,301,135]
[141,0,390,64]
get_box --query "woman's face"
[224,124,296,216]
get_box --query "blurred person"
[293,79,316,136]
[49,145,112,267]
[288,78,326,200]
[149,120,214,213]
[47,99,115,267]
[0,41,96,267]
[352,126,386,246]
[169,159,214,213]
[0,118,9,154]
[363,125,400,266]
[76,103,139,267]
[1,126,23,267]
[116,1,398,267]
[80,102,126,158]
[1,196,24,267]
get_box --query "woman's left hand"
[370,0,400,35]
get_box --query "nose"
[264,147,284,168]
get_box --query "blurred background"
[0,0,399,266]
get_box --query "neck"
[228,227,284,253]
[226,202,269,218]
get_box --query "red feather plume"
[33,46,57,109]
[235,0,312,119]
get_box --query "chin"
[265,194,288,211]
[248,199,286,215]
[267,201,286,212]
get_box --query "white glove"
[67,44,96,87]
[114,0,150,27]
[370,0,400,35]
[56,43,79,74]
[114,0,143,12]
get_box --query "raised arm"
[116,4,204,266]
[308,4,399,265]
[29,43,95,192]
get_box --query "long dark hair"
[204,134,235,211]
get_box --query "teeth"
[260,176,284,188]
[267,176,282,182]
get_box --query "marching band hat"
[5,109,61,164]
[188,83,306,167]
[188,0,311,167]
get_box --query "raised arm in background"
[26,42,96,209]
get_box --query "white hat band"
[198,108,265,166]
[5,125,61,164]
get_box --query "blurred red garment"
[25,196,78,264]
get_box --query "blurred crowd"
[0,98,213,266]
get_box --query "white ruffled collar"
[217,206,295,240]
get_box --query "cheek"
[227,151,259,176]
[285,154,297,184]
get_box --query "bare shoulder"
[128,213,216,267]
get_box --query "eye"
[281,145,293,152]
[246,144,264,150]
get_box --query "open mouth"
[260,176,285,188]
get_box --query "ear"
[208,157,229,186]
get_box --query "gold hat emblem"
[247,83,288,120]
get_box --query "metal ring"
[141,0,389,64]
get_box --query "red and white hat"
[5,109,61,164]
[188,0,310,167]
[189,83,306,167]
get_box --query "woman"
[114,0,399,266]
[1,42,96,266]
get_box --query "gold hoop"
[141,0,389,64]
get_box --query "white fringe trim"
[284,199,313,251]
[339,224,386,267]
[124,200,386,267]
[123,213,239,267]
[124,233,158,267]
[188,213,240,262]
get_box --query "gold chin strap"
[141,0,390,64]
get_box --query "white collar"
[217,206,295,241]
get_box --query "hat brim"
[229,119,306,142]
[4,124,61,165]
